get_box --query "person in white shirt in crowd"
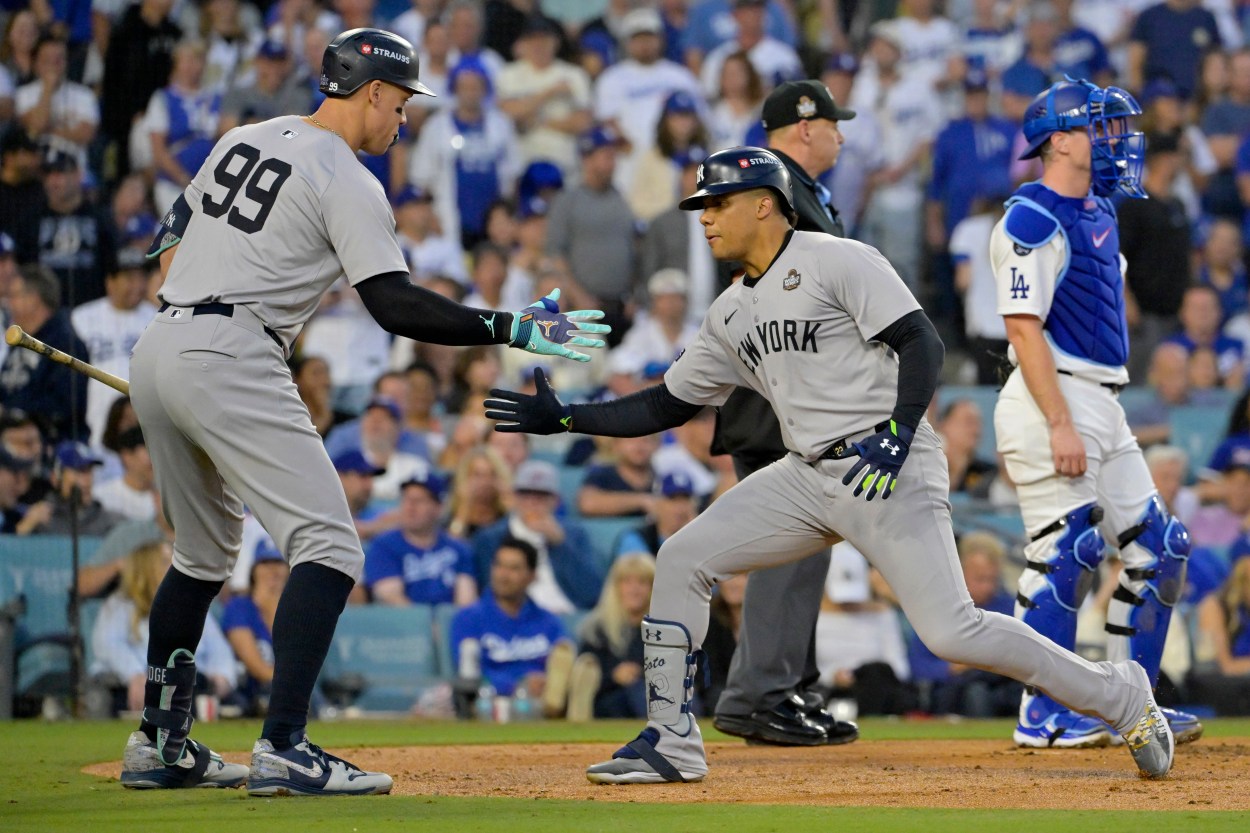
[820,53,885,239]
[393,184,469,284]
[708,50,766,151]
[950,196,1010,384]
[700,0,801,99]
[445,0,506,82]
[71,249,158,446]
[853,21,944,292]
[15,34,98,168]
[627,90,710,222]
[960,0,1022,83]
[300,278,392,416]
[325,371,431,459]
[95,426,158,522]
[496,16,592,177]
[409,17,452,130]
[91,540,237,713]
[146,39,223,214]
[607,268,699,392]
[389,0,445,55]
[593,7,703,181]
[357,396,432,504]
[199,0,263,95]
[892,0,962,93]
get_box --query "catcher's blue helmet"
[1019,78,1146,198]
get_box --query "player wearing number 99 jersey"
[119,28,610,797]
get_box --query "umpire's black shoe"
[713,694,828,747]
[801,706,860,745]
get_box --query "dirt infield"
[85,738,1250,809]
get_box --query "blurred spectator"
[332,449,396,543]
[950,196,1009,384]
[578,434,659,517]
[90,540,236,714]
[218,39,310,133]
[638,154,718,322]
[472,459,600,613]
[390,0,444,50]
[200,0,263,95]
[575,553,656,718]
[324,365,434,463]
[936,398,996,497]
[1128,342,1226,446]
[509,192,550,294]
[628,90,707,221]
[653,406,733,500]
[1051,0,1114,85]
[592,7,702,159]
[0,127,42,239]
[925,72,1014,254]
[1188,556,1250,714]
[1188,452,1250,549]
[1139,79,1215,224]
[699,0,800,99]
[495,16,590,175]
[357,396,431,503]
[446,444,511,539]
[892,0,960,92]
[0,265,88,441]
[16,34,97,165]
[393,184,468,284]
[615,471,698,558]
[411,18,451,120]
[1189,345,1223,390]
[1163,284,1244,389]
[0,448,33,534]
[96,394,139,484]
[71,250,157,445]
[707,50,763,150]
[402,361,448,459]
[854,22,943,292]
[1120,131,1193,384]
[1000,3,1059,101]
[821,53,885,239]
[698,572,746,712]
[814,542,912,715]
[960,0,1018,81]
[289,354,353,439]
[2,10,39,89]
[446,343,502,416]
[301,281,392,415]
[0,411,44,477]
[1145,444,1199,525]
[411,56,520,249]
[365,471,477,606]
[24,441,124,536]
[450,535,571,697]
[607,268,697,392]
[107,174,157,258]
[100,0,181,176]
[1128,0,1222,97]
[1200,49,1250,219]
[1199,218,1247,325]
[94,427,157,522]
[464,242,526,312]
[683,0,795,73]
[221,543,289,715]
[908,532,1021,716]
[446,0,504,78]
[146,39,222,213]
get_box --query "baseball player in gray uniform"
[485,146,1173,785]
[119,28,608,796]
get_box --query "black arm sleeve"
[872,308,945,430]
[356,271,515,347]
[568,383,703,437]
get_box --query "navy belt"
[1056,369,1124,395]
[819,421,889,460]
[160,302,283,351]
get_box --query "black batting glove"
[840,420,915,501]
[484,368,573,435]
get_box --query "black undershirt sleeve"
[568,382,704,437]
[871,308,945,430]
[356,271,514,347]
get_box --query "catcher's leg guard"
[1106,495,1190,684]
[1015,502,1107,651]
[141,648,198,766]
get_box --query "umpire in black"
[711,80,860,746]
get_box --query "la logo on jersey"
[1010,266,1030,300]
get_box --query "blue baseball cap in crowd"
[253,537,285,564]
[393,184,432,207]
[1141,78,1182,106]
[964,67,991,92]
[825,52,858,75]
[332,449,386,476]
[578,123,625,156]
[400,469,446,501]
[664,90,699,115]
[519,160,564,200]
[55,441,103,470]
[364,396,402,422]
[657,471,695,498]
[257,40,289,60]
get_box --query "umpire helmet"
[320,28,436,99]
[678,146,796,221]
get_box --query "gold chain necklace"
[304,114,342,140]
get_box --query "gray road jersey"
[158,115,408,349]
[664,230,921,460]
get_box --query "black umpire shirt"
[711,148,844,468]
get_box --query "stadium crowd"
[3,0,1250,721]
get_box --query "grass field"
[4,717,1249,833]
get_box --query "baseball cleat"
[1121,664,1174,779]
[247,733,392,796]
[120,731,248,789]
[586,728,706,785]
[1159,706,1203,745]
[1014,710,1113,748]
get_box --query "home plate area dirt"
[85,739,1250,809]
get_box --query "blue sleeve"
[551,523,605,610]
[219,597,250,632]
[453,539,475,578]
[1129,8,1151,42]
[926,128,953,202]
[471,521,505,589]
[449,606,480,670]
[905,630,950,682]
[363,534,402,587]
[1236,136,1250,176]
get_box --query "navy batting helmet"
[678,146,795,220]
[320,28,436,98]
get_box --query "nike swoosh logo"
[1092,229,1111,248]
[724,309,738,325]
[268,754,323,779]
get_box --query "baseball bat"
[5,324,130,396]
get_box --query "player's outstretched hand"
[509,289,611,363]
[485,368,573,435]
[841,420,916,501]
